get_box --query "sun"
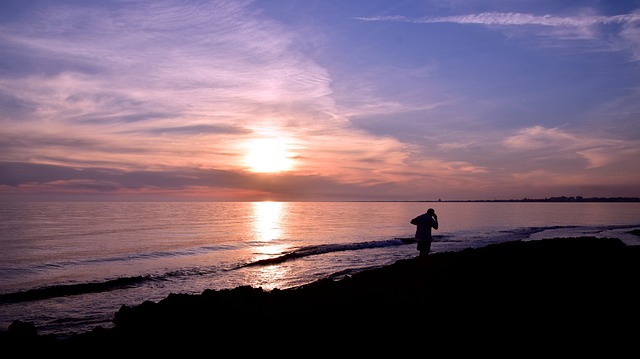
[244,138,294,173]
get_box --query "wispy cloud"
[503,125,640,170]
[503,126,576,150]
[354,12,640,27]
[355,10,640,60]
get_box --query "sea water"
[1,201,639,337]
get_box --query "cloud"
[437,141,475,151]
[503,126,576,150]
[620,12,640,61]
[503,125,640,170]
[354,10,640,60]
[141,124,252,136]
[0,160,426,201]
[0,1,346,174]
[1,2,638,200]
[354,12,640,27]
[577,144,640,170]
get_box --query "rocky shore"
[2,236,638,355]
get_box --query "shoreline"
[2,236,639,353]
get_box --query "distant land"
[365,196,640,203]
[445,196,640,202]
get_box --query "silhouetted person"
[410,208,438,257]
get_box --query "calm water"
[1,201,639,338]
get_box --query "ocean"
[1,201,639,338]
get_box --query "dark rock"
[8,320,37,337]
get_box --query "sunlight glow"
[244,138,294,173]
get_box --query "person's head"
[426,208,435,215]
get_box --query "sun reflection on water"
[252,201,284,243]
[248,201,292,289]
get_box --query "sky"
[1,0,639,201]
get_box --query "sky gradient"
[1,0,639,201]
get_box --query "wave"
[19,244,236,273]
[232,225,584,269]
[0,237,423,304]
[235,236,444,268]
[3,224,636,305]
[0,275,152,304]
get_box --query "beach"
[3,201,639,340]
[2,235,638,355]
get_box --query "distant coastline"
[359,196,640,203]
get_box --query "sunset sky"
[1,0,639,201]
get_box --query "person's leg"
[418,244,430,268]
[424,240,432,254]
[419,241,433,268]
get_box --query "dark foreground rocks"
[2,237,639,355]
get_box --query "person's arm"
[432,214,438,230]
